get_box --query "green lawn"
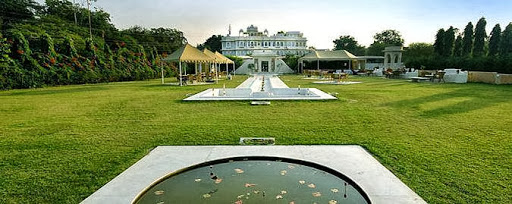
[1,75,511,203]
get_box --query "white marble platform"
[184,74,337,101]
[82,146,426,204]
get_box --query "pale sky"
[38,0,512,49]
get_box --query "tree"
[197,35,222,53]
[433,29,445,56]
[443,26,456,56]
[333,35,366,55]
[0,0,42,30]
[462,22,474,57]
[367,30,404,56]
[366,43,387,56]
[403,42,434,68]
[488,24,501,56]
[500,23,512,56]
[405,43,434,58]
[473,17,487,57]
[121,26,187,54]
[373,29,404,46]
[453,34,463,57]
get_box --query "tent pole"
[216,63,219,84]
[179,61,183,86]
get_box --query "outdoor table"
[425,74,435,82]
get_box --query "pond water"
[134,157,370,204]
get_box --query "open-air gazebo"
[163,44,213,86]
[298,50,365,73]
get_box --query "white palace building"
[221,25,310,57]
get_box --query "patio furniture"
[434,71,446,83]
[177,75,188,85]
[411,77,430,82]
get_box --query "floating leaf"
[329,200,338,204]
[280,190,287,195]
[253,190,260,194]
[245,183,257,187]
[331,188,339,193]
[203,193,211,198]
[288,165,295,169]
[237,194,245,199]
[299,180,306,184]
[154,190,164,195]
[289,202,295,204]
[194,179,201,182]
[234,168,244,174]
[280,170,287,176]
[276,195,283,199]
[215,178,223,184]
[308,183,316,188]
[312,192,322,197]
[157,202,164,204]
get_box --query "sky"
[37,0,512,49]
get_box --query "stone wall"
[497,74,512,85]
[468,71,512,84]
[468,72,498,84]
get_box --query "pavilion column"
[317,60,319,70]
[195,63,198,74]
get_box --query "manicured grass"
[1,75,511,203]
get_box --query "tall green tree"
[433,29,445,56]
[367,29,404,56]
[405,42,434,57]
[0,0,41,30]
[462,22,474,57]
[332,35,366,56]
[366,43,387,56]
[197,35,223,53]
[403,42,434,68]
[473,17,487,57]
[500,23,512,56]
[373,29,404,46]
[443,26,456,56]
[488,24,501,56]
[453,34,463,57]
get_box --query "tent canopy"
[300,50,360,62]
[163,44,213,63]
[215,51,234,64]
[202,48,223,63]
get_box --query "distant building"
[221,25,309,57]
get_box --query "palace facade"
[221,25,310,57]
